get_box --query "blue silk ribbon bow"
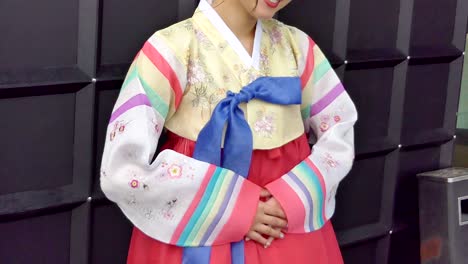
[183,76,302,264]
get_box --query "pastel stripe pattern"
[109,94,152,123]
[141,41,184,108]
[300,37,315,89]
[281,159,327,231]
[170,165,217,245]
[198,174,239,244]
[171,167,245,246]
[119,65,170,118]
[310,83,345,116]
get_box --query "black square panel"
[99,0,180,67]
[344,67,394,153]
[395,146,442,224]
[93,83,121,197]
[410,0,458,52]
[0,211,71,263]
[333,155,386,231]
[0,91,76,195]
[347,0,400,60]
[341,239,377,264]
[90,204,133,264]
[279,0,337,58]
[402,63,450,144]
[0,0,78,70]
[389,228,421,264]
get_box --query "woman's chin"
[251,9,278,20]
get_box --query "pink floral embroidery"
[151,119,162,134]
[187,58,207,85]
[160,198,178,220]
[125,194,137,205]
[168,164,183,179]
[130,179,139,188]
[318,113,343,133]
[109,120,130,141]
[260,48,270,74]
[270,26,283,45]
[254,110,276,138]
[320,122,330,132]
[194,28,212,48]
[322,153,339,171]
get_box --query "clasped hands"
[245,189,288,248]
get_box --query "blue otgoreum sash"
[183,77,302,264]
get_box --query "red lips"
[264,0,280,8]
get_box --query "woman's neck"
[211,0,257,54]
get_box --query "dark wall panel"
[0,211,71,263]
[347,0,401,60]
[334,156,386,231]
[90,204,132,264]
[344,67,395,153]
[0,0,79,70]
[0,91,76,195]
[100,1,179,66]
[93,83,121,197]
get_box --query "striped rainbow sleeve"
[266,35,358,233]
[100,34,261,247]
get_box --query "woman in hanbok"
[100,0,358,263]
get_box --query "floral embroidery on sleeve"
[109,120,132,141]
[158,160,196,182]
[321,153,340,172]
[160,198,178,220]
[317,105,345,133]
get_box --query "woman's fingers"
[255,224,284,239]
[245,231,269,247]
[263,204,286,219]
[261,214,288,229]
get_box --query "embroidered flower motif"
[223,74,231,83]
[322,153,339,171]
[260,47,271,74]
[168,164,183,179]
[269,26,283,45]
[194,28,212,48]
[320,122,330,132]
[130,179,139,188]
[191,84,223,120]
[160,198,178,220]
[125,194,137,205]
[151,119,161,134]
[182,20,193,31]
[142,208,154,220]
[109,120,131,141]
[160,29,174,37]
[187,58,207,85]
[254,110,276,138]
[318,113,342,133]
